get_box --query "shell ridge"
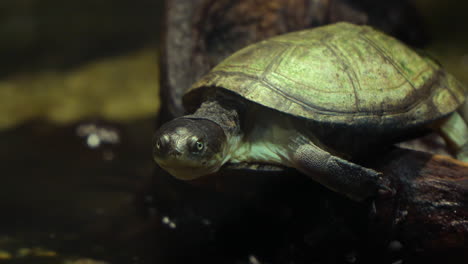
[202,70,448,118]
[260,43,290,80]
[322,40,362,112]
[269,70,347,94]
[444,79,463,105]
[401,69,444,113]
[260,81,347,114]
[358,33,417,93]
[258,75,439,119]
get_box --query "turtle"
[153,22,468,201]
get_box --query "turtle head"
[153,118,228,180]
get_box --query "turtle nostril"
[156,139,163,150]
[154,134,171,157]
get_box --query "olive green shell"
[184,22,466,130]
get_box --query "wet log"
[200,147,468,256]
[146,147,468,263]
[369,148,468,262]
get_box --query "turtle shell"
[184,22,466,132]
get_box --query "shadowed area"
[0,0,466,263]
[0,0,162,77]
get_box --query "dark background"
[0,0,466,263]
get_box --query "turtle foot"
[293,143,384,202]
[456,143,468,162]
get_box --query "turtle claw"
[377,185,395,199]
[370,201,377,216]
[376,177,395,199]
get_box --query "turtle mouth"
[155,157,223,180]
[161,164,221,180]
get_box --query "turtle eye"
[196,141,204,151]
[189,137,205,154]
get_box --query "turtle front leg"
[292,142,390,202]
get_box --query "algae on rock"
[0,48,160,130]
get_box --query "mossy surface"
[0,48,159,130]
